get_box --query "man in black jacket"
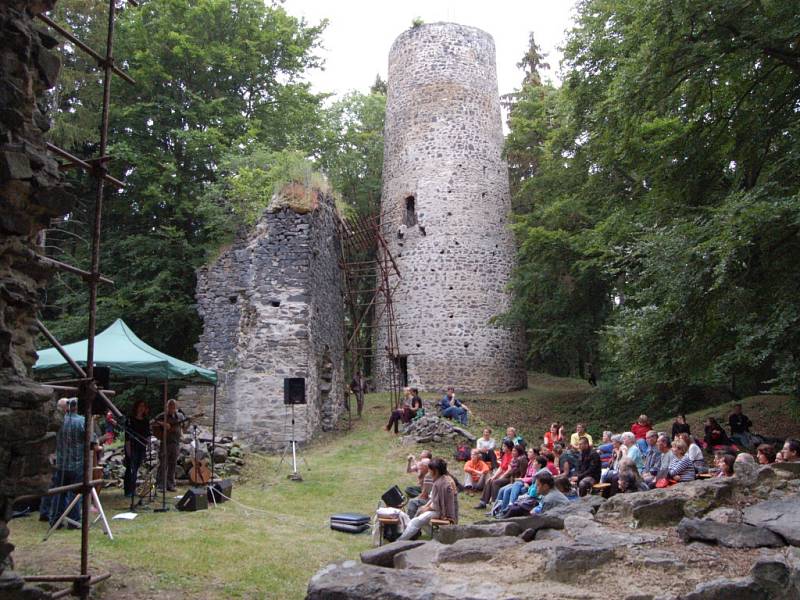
[729,403,754,448]
[571,437,601,496]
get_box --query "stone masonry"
[179,188,345,451]
[375,23,526,394]
[0,1,75,597]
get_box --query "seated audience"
[476,427,498,469]
[554,474,577,500]
[406,459,432,518]
[386,387,413,433]
[569,422,593,449]
[503,426,525,448]
[631,414,652,440]
[463,449,491,491]
[644,434,673,488]
[597,431,614,468]
[668,439,696,483]
[735,452,755,465]
[544,452,559,476]
[557,442,577,477]
[618,459,648,493]
[642,430,661,476]
[680,432,708,474]
[756,443,777,465]
[671,414,691,440]
[474,439,514,509]
[780,439,800,462]
[439,386,469,426]
[728,403,753,448]
[571,437,601,496]
[496,451,543,513]
[703,417,733,449]
[622,431,644,472]
[543,422,564,451]
[399,458,457,540]
[601,434,627,484]
[715,453,735,477]
[533,471,570,513]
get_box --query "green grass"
[9,393,480,600]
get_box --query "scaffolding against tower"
[337,212,403,416]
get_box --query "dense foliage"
[504,0,800,401]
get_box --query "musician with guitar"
[152,399,188,492]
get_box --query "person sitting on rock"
[543,422,564,451]
[496,451,545,514]
[463,449,490,492]
[778,438,800,462]
[399,458,457,540]
[476,427,498,469]
[668,439,696,483]
[679,432,708,474]
[714,453,735,477]
[439,386,468,426]
[408,388,424,419]
[474,441,521,509]
[728,403,754,448]
[555,442,577,478]
[645,434,674,488]
[385,387,413,434]
[533,471,569,513]
[622,431,645,473]
[554,474,577,500]
[597,430,614,468]
[569,422,593,450]
[601,434,627,485]
[571,437,601,496]
[756,443,777,465]
[406,458,433,518]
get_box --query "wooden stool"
[697,473,713,479]
[377,516,400,546]
[591,483,611,495]
[430,518,451,539]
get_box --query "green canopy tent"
[35,319,219,507]
[34,318,217,384]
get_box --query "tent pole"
[211,384,217,483]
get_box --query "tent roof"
[34,319,217,384]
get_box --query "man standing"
[350,371,366,417]
[439,386,468,426]
[49,398,85,527]
[39,398,69,521]
[729,403,754,448]
[153,399,187,492]
[571,437,601,496]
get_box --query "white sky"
[282,0,579,98]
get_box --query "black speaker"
[207,479,233,503]
[94,366,111,389]
[176,487,208,512]
[283,377,306,405]
[381,485,404,508]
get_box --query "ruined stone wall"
[375,23,526,394]
[0,1,75,596]
[179,191,345,451]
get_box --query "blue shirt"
[56,413,86,473]
[627,445,645,473]
[440,394,462,411]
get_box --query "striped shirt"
[55,413,86,473]
[669,455,696,482]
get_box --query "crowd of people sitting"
[392,399,799,538]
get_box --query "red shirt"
[498,452,512,472]
[544,431,563,451]
[631,422,651,440]
[546,461,559,476]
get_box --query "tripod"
[276,404,309,481]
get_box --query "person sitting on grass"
[475,441,521,509]
[757,443,777,465]
[703,417,733,450]
[543,422,564,451]
[406,458,432,518]
[728,403,754,448]
[399,458,457,540]
[463,449,491,492]
[570,422,593,450]
[439,386,469,426]
[496,452,545,514]
[476,427,498,469]
[779,439,799,463]
[503,426,525,448]
[571,437,601,496]
[532,471,570,513]
[671,414,691,440]
[669,439,696,483]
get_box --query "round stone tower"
[375,22,527,394]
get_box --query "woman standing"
[123,399,150,498]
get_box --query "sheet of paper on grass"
[112,512,138,520]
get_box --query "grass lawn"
[9,392,482,600]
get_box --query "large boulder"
[476,514,564,533]
[433,521,521,545]
[436,536,525,564]
[544,545,616,582]
[677,517,785,548]
[393,541,444,569]
[743,497,800,546]
[360,540,426,568]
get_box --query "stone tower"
[375,22,526,394]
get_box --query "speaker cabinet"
[207,479,233,504]
[175,487,208,512]
[283,377,306,405]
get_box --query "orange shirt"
[544,431,563,451]
[463,458,490,482]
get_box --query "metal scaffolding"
[337,212,403,415]
[16,1,137,597]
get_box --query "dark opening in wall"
[404,195,417,227]
[270,300,281,307]
[229,296,237,304]
[395,355,409,387]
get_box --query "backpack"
[454,443,471,462]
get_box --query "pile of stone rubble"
[401,415,476,445]
[308,461,800,599]
[101,426,246,485]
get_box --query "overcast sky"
[282,0,578,99]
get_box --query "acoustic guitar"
[150,411,204,438]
